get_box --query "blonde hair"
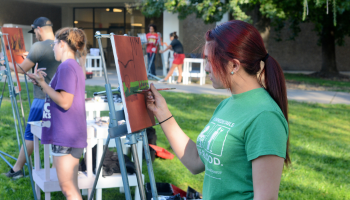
[55,27,87,55]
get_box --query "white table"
[84,55,103,77]
[85,101,124,149]
[182,58,206,85]
[85,101,123,121]
[30,101,144,200]
[30,121,95,200]
[85,101,143,200]
[86,120,143,200]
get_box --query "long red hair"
[205,20,290,165]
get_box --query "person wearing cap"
[3,17,61,179]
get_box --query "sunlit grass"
[284,73,350,93]
[0,83,349,199]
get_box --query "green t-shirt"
[197,88,288,200]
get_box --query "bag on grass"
[79,145,136,177]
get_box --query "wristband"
[158,115,173,125]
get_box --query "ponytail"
[170,31,178,39]
[55,27,87,55]
[260,55,290,166]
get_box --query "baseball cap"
[28,17,53,34]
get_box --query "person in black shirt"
[159,32,185,84]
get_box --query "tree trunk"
[320,14,338,75]
[251,4,271,49]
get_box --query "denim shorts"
[51,144,84,159]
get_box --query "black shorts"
[51,144,84,159]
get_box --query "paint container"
[146,182,173,200]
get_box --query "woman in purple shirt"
[29,27,87,200]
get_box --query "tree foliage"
[272,0,350,46]
[139,0,350,45]
[138,0,350,74]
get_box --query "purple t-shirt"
[41,59,87,148]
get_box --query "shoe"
[176,81,181,84]
[2,168,23,179]
[158,79,166,83]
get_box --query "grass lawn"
[284,73,350,93]
[192,73,350,93]
[0,83,349,199]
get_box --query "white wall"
[162,11,182,75]
[216,12,229,26]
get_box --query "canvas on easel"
[1,27,25,91]
[1,27,25,64]
[110,35,155,133]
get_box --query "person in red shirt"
[146,24,159,76]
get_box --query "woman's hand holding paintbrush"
[21,64,47,87]
[134,87,176,93]
[146,83,173,123]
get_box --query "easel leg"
[147,53,161,81]
[88,135,110,200]
[131,143,146,200]
[96,138,104,200]
[114,137,132,200]
[141,131,158,200]
[135,186,141,200]
[35,184,41,200]
[87,188,93,200]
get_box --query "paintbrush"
[16,63,39,85]
[134,88,176,93]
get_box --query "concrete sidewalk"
[85,70,350,105]
[4,71,349,105]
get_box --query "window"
[74,9,93,28]
[73,7,146,67]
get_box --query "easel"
[0,27,33,167]
[146,32,165,81]
[0,31,38,200]
[88,32,159,200]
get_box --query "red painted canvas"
[111,35,155,133]
[1,27,25,64]
[1,27,25,91]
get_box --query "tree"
[269,0,350,77]
[139,0,350,77]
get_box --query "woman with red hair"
[147,20,289,200]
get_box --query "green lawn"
[284,73,350,93]
[0,83,349,199]
[196,73,350,93]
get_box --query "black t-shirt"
[170,39,184,54]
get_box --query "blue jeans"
[147,53,156,76]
